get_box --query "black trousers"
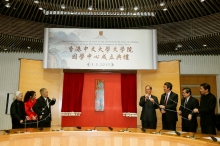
[142,120,157,129]
[182,123,197,133]
[201,125,216,135]
[162,120,176,131]
[38,121,51,128]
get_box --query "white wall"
[0,53,220,130]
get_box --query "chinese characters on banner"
[43,28,157,69]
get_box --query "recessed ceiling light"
[61,4,66,9]
[39,7,43,10]
[5,3,11,8]
[119,6,124,11]
[200,0,205,2]
[203,44,207,47]
[177,44,183,48]
[34,0,39,4]
[88,5,93,10]
[4,48,7,51]
[5,0,9,1]
[27,46,31,49]
[160,2,165,7]
[163,8,167,11]
[175,48,178,51]
[134,6,138,11]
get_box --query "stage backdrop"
[43,28,157,70]
[61,73,137,127]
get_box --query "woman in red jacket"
[24,91,37,128]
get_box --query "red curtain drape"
[121,74,137,113]
[61,73,84,112]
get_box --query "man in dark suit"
[33,88,56,128]
[159,82,178,131]
[193,83,216,135]
[139,85,159,129]
[178,87,199,132]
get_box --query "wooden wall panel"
[137,60,181,128]
[181,76,217,85]
[19,59,63,126]
[180,75,217,112]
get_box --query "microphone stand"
[92,126,97,131]
[25,119,27,133]
[210,136,218,142]
[141,128,146,132]
[175,131,181,136]
[151,129,163,134]
[91,126,113,131]
[124,127,130,132]
[4,130,10,135]
[23,119,30,133]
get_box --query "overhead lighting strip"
[42,10,156,17]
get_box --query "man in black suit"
[33,88,56,128]
[139,85,159,129]
[178,87,199,132]
[193,83,216,135]
[159,82,178,131]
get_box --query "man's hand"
[39,115,42,119]
[177,110,182,115]
[20,120,23,123]
[26,116,30,120]
[161,109,166,114]
[32,116,37,120]
[52,97,56,100]
[159,105,165,109]
[145,94,149,100]
[149,98,154,103]
[193,108,199,113]
[188,114,192,120]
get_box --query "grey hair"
[40,88,47,94]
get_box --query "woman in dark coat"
[10,91,26,129]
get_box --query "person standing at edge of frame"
[193,83,216,135]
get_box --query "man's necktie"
[184,99,187,108]
[46,98,49,108]
[164,94,168,105]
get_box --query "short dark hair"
[182,87,191,95]
[200,83,210,92]
[164,82,172,90]
[145,85,152,90]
